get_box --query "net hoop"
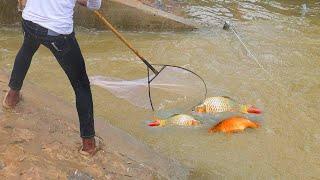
[147,64,208,111]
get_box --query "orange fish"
[208,116,259,133]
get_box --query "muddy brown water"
[1,1,320,178]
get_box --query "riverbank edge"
[0,0,199,31]
[0,69,189,179]
[74,0,199,31]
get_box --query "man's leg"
[4,34,40,108]
[45,34,96,154]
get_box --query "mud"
[0,71,188,179]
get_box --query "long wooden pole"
[93,11,158,75]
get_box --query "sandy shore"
[0,71,188,179]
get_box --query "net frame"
[147,64,208,111]
[93,11,208,111]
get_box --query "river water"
[1,0,320,178]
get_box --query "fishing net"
[90,64,207,111]
[90,11,207,112]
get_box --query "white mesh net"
[90,65,207,111]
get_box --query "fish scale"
[169,114,197,126]
[150,114,200,127]
[197,96,240,114]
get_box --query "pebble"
[68,169,94,180]
[0,161,5,170]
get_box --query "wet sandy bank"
[0,70,188,179]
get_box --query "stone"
[0,161,6,170]
[68,170,94,180]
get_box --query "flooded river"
[1,0,320,178]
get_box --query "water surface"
[0,0,319,178]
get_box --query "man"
[3,0,102,155]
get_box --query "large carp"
[148,114,200,127]
[194,96,262,114]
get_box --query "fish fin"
[222,96,236,101]
[170,113,180,117]
[252,122,260,128]
[191,120,200,126]
[230,129,244,133]
[194,104,206,113]
[152,116,163,121]
[247,106,262,114]
[225,132,234,136]
[245,119,260,129]
[208,127,218,133]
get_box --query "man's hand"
[77,0,101,10]
[77,0,87,7]
[18,0,27,12]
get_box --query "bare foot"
[3,89,21,109]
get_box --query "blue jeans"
[9,19,95,138]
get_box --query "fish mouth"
[247,106,262,114]
[148,120,161,126]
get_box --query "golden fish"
[194,96,261,114]
[148,114,200,127]
[208,116,260,133]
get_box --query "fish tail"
[254,122,260,128]
[240,104,249,113]
[149,117,166,127]
[208,127,218,133]
[250,121,260,128]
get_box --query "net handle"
[93,11,159,75]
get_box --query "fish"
[194,96,262,114]
[208,116,260,133]
[148,114,200,127]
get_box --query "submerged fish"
[194,96,262,114]
[208,116,260,133]
[148,114,200,127]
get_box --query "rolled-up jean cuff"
[81,133,95,138]
[8,83,21,91]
